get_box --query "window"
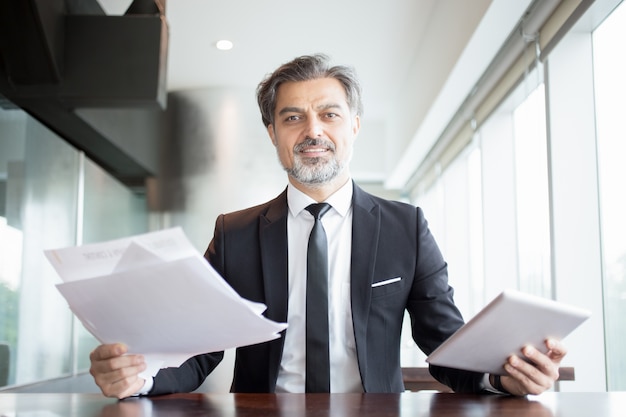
[512,84,551,297]
[593,0,626,391]
[479,76,552,302]
[408,0,626,392]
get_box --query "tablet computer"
[425,289,591,375]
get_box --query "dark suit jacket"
[150,182,485,395]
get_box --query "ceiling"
[97,0,529,189]
[99,0,449,117]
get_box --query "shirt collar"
[287,180,353,218]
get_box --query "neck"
[289,175,351,203]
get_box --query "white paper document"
[45,227,287,377]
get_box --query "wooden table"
[1,392,625,416]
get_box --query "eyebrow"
[277,103,343,116]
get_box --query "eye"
[325,112,338,119]
[285,115,301,122]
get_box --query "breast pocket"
[371,276,405,298]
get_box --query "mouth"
[300,146,330,157]
[295,138,333,157]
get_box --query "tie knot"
[306,203,331,220]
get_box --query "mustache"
[293,137,335,152]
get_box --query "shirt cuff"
[482,373,509,395]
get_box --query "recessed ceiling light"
[215,40,234,51]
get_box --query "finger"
[93,362,147,398]
[503,359,552,395]
[505,354,555,394]
[502,364,547,396]
[545,339,567,360]
[103,374,147,399]
[91,353,146,381]
[118,377,147,399]
[521,345,560,379]
[94,351,145,371]
[90,343,128,362]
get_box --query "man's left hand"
[499,339,567,396]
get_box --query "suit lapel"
[350,184,380,385]
[259,189,289,389]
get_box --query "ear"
[267,124,277,146]
[352,115,361,138]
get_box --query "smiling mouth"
[301,147,329,156]
[295,138,333,156]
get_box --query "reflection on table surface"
[1,392,625,417]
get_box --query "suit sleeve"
[407,207,485,393]
[149,352,225,395]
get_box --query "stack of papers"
[45,227,287,376]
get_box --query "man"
[90,54,566,398]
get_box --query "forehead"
[275,78,349,109]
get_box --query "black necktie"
[305,202,332,393]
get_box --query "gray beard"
[286,156,342,186]
[281,138,344,186]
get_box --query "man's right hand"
[89,343,148,399]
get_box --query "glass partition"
[0,109,79,386]
[0,104,148,388]
[76,157,148,370]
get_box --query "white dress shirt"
[138,180,363,396]
[275,180,362,392]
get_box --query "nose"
[305,117,323,138]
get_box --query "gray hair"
[256,53,363,127]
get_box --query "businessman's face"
[267,77,360,189]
